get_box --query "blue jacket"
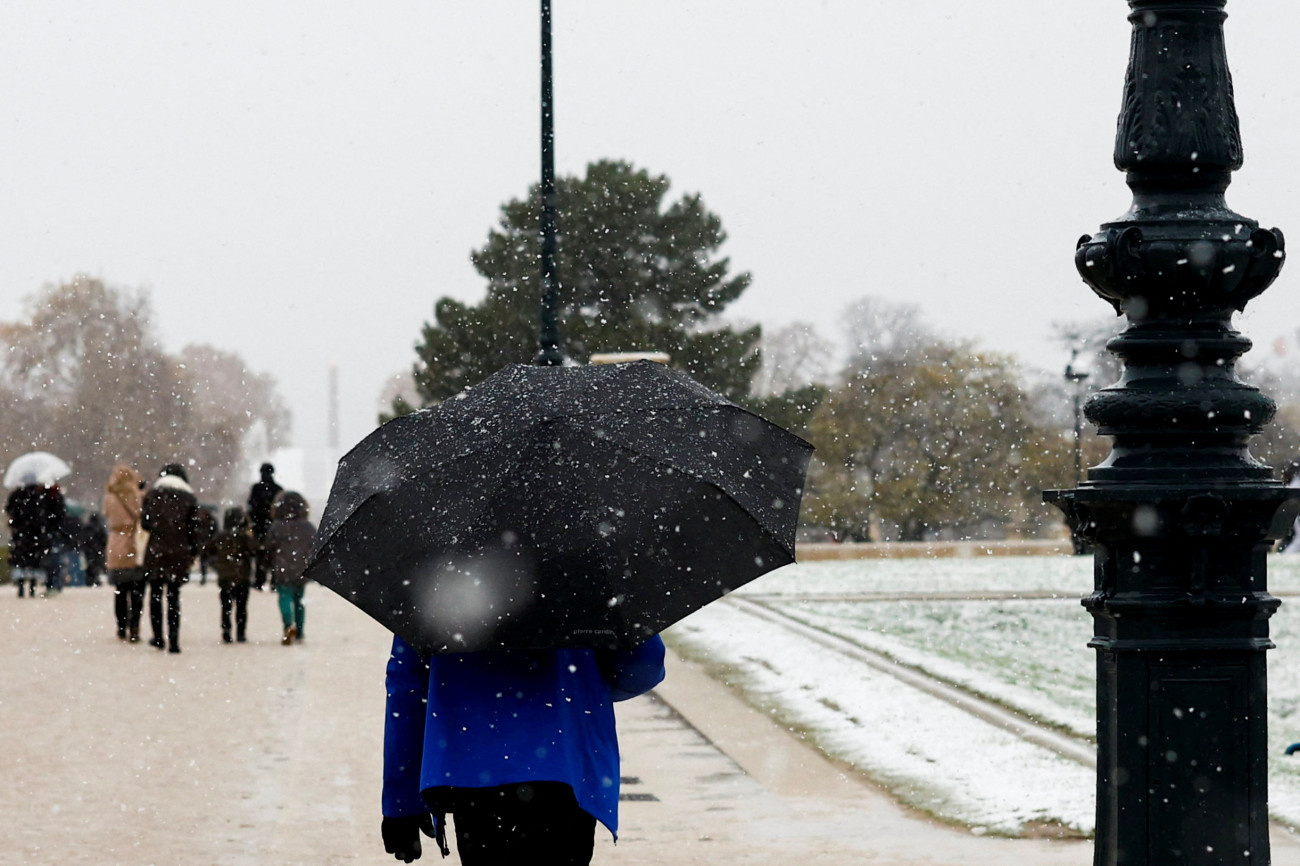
[382,634,666,837]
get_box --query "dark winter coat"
[83,513,107,571]
[207,508,255,589]
[5,484,65,569]
[265,493,316,589]
[141,475,204,583]
[247,477,283,541]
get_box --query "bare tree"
[176,344,291,503]
[750,321,835,399]
[841,296,935,371]
[0,276,288,506]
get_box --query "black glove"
[382,813,436,862]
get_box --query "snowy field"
[665,554,1300,837]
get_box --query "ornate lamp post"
[1045,2,1298,863]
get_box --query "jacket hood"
[274,491,308,521]
[223,506,248,532]
[106,464,142,498]
[154,474,194,494]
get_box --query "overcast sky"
[2,1,1298,457]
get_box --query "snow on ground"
[667,554,1300,836]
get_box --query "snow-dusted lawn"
[667,554,1300,837]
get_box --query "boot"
[117,626,127,641]
[150,636,165,650]
[129,627,140,643]
[283,625,297,646]
[222,630,232,644]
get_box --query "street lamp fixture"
[1045,2,1299,861]
[1064,348,1091,489]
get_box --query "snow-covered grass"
[666,554,1300,837]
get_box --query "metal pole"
[1071,388,1082,488]
[535,0,563,366]
[1065,349,1088,489]
[1046,2,1297,862]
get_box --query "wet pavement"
[4,583,1299,864]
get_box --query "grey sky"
[1,1,1297,457]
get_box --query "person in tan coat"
[102,464,146,642]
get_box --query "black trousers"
[433,783,596,866]
[113,577,145,632]
[253,545,271,588]
[148,579,181,647]
[220,583,250,638]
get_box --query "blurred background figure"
[82,512,107,587]
[196,504,219,586]
[207,506,255,644]
[142,463,205,653]
[5,481,63,598]
[103,464,145,641]
[246,463,281,591]
[265,491,315,645]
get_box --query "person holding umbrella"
[5,479,64,598]
[381,634,665,863]
[303,359,810,862]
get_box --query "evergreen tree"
[407,160,760,407]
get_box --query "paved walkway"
[4,583,1300,864]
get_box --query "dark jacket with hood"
[207,507,255,588]
[142,467,204,583]
[265,492,316,589]
[247,467,283,541]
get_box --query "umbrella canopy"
[307,360,812,654]
[4,451,71,488]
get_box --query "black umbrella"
[306,360,813,654]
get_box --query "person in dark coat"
[196,505,219,585]
[247,463,282,590]
[81,512,107,587]
[5,482,64,598]
[207,506,255,643]
[141,464,204,653]
[381,636,666,864]
[264,491,316,645]
[57,511,87,587]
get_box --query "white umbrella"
[4,451,72,488]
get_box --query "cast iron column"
[1045,2,1297,863]
[536,0,563,366]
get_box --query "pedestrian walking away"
[247,463,281,590]
[55,510,86,587]
[103,464,146,641]
[5,480,64,599]
[207,506,255,643]
[381,636,666,864]
[196,505,219,586]
[265,491,315,645]
[141,464,206,653]
[82,512,107,587]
